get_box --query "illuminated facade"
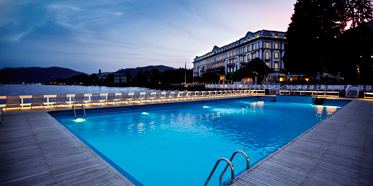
[193,30,287,77]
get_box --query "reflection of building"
[114,73,127,84]
[193,29,287,77]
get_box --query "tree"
[284,0,348,75]
[231,67,253,81]
[347,0,373,29]
[201,72,219,83]
[103,74,114,86]
[247,58,271,76]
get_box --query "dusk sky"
[0,0,295,74]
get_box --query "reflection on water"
[0,84,157,96]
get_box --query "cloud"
[47,4,81,11]
[12,28,32,42]
[112,11,123,16]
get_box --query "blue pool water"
[52,97,348,186]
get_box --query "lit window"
[275,43,279,49]
[266,62,269,67]
[252,53,255,59]
[275,34,278,38]
[274,52,279,59]
[257,35,259,38]
[247,46,250,51]
[284,36,287,39]
[252,45,255,50]
[252,36,254,40]
[244,40,246,42]
[266,42,269,48]
[275,62,279,69]
[248,38,250,41]
[247,55,250,61]
[265,51,269,59]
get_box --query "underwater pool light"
[74,118,86,122]
[203,106,210,108]
[142,112,149,115]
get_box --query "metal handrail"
[204,158,234,186]
[219,150,250,184]
[82,104,86,119]
[73,105,77,119]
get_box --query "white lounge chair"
[90,94,101,105]
[107,93,116,104]
[31,95,44,109]
[6,95,20,110]
[73,94,85,105]
[55,94,67,107]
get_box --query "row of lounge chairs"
[4,90,264,110]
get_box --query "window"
[275,34,278,38]
[266,42,269,48]
[275,62,279,69]
[257,35,259,38]
[252,45,255,50]
[266,62,269,67]
[274,52,279,59]
[265,51,269,59]
[247,55,250,61]
[284,36,287,39]
[252,53,255,60]
[275,43,279,49]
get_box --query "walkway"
[227,100,373,186]
[1,99,372,185]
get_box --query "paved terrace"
[227,100,373,186]
[0,98,372,185]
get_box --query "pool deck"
[227,100,373,186]
[0,97,372,185]
[0,109,135,185]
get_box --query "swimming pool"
[51,97,349,186]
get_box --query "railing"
[0,90,259,110]
[204,150,250,186]
[204,158,234,186]
[219,150,250,184]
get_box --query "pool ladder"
[204,150,250,186]
[73,104,86,119]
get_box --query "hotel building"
[193,30,287,78]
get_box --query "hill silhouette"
[0,67,84,83]
[116,65,176,77]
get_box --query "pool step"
[72,104,86,119]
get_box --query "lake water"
[0,84,158,96]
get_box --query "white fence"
[0,90,265,110]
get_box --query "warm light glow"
[305,78,309,81]
[279,77,285,82]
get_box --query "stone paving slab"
[227,100,373,186]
